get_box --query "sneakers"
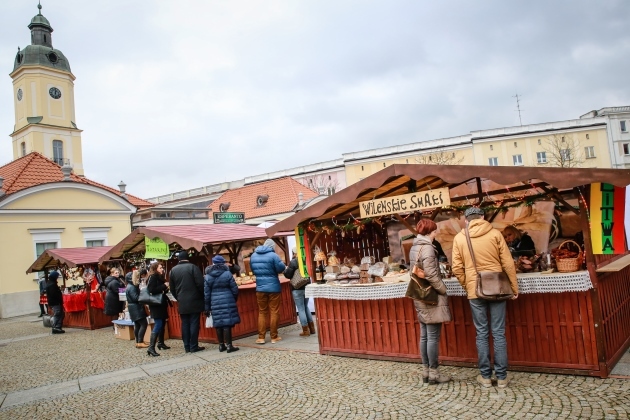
[255,338,265,344]
[429,367,451,385]
[476,375,492,388]
[497,376,510,389]
[51,328,65,334]
[271,336,282,344]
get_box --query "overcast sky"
[1,1,629,198]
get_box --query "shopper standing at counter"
[284,248,315,337]
[103,267,124,317]
[204,255,240,353]
[146,262,169,357]
[251,239,286,344]
[126,270,149,349]
[169,251,206,353]
[451,207,518,389]
[46,271,65,334]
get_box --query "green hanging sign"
[144,237,170,260]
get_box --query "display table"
[311,270,601,375]
[166,279,297,344]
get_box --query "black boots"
[147,332,160,357]
[225,328,239,353]
[217,328,227,352]
[157,329,170,350]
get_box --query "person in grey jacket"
[409,219,452,385]
[126,270,148,349]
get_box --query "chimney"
[61,164,73,181]
[118,181,127,198]
[298,192,304,206]
[0,176,4,197]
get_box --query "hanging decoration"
[294,226,310,278]
[590,183,626,254]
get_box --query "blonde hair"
[132,270,141,286]
[503,225,522,240]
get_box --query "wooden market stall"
[27,246,116,330]
[99,224,296,343]
[266,164,630,378]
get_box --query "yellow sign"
[359,188,450,218]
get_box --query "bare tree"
[415,150,465,165]
[542,134,584,168]
[299,174,340,196]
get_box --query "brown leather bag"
[464,222,514,301]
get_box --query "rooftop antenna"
[513,93,524,126]
[38,0,42,15]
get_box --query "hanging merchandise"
[294,226,310,279]
[590,183,626,254]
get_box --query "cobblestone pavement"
[0,318,629,419]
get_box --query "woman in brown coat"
[409,219,452,385]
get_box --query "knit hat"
[263,239,276,250]
[212,255,225,265]
[177,250,189,261]
[125,272,133,282]
[464,207,485,218]
[48,271,59,281]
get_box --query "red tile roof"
[0,152,153,208]
[27,246,114,273]
[209,177,318,220]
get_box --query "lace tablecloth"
[305,270,593,301]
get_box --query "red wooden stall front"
[167,279,296,343]
[57,291,116,330]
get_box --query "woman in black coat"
[103,267,124,316]
[146,262,169,357]
[126,269,148,349]
[503,226,536,256]
[204,255,240,353]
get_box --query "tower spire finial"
[38,1,42,15]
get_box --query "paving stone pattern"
[0,317,629,418]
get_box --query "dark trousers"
[51,305,64,329]
[39,303,47,315]
[180,313,201,351]
[134,317,148,343]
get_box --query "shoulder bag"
[464,221,514,301]
[405,244,438,305]
[290,267,311,289]
[138,285,164,306]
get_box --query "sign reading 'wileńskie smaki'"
[359,188,450,218]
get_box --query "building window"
[328,175,331,180]
[52,140,64,165]
[560,149,571,161]
[29,229,63,278]
[21,142,26,156]
[490,145,493,150]
[86,240,104,248]
[513,154,523,166]
[452,153,455,158]
[586,134,590,140]
[514,142,518,148]
[585,146,596,159]
[624,144,630,155]
[36,242,57,258]
[361,166,364,171]
[406,159,408,163]
[383,162,386,167]
[81,227,110,246]
[538,139,541,145]
[622,121,627,132]
[561,137,565,143]
[488,157,498,166]
[327,186,336,195]
[536,152,547,164]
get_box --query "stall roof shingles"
[27,246,114,273]
[0,152,153,208]
[209,177,318,219]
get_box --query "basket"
[555,240,582,273]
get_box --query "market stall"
[266,164,630,378]
[99,224,296,343]
[26,246,116,330]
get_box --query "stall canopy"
[266,164,630,236]
[27,246,113,273]
[99,224,290,263]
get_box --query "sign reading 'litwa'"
[213,212,245,224]
[144,237,170,260]
[359,188,450,218]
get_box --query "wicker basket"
[555,240,583,273]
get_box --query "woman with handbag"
[204,255,240,353]
[146,262,169,357]
[409,219,452,385]
[126,270,149,349]
[103,267,125,317]
[284,248,314,337]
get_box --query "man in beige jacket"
[451,207,518,389]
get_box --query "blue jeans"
[420,322,442,369]
[51,305,64,329]
[469,299,508,380]
[291,289,313,326]
[180,313,201,351]
[152,318,165,334]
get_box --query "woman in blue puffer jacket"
[204,255,240,353]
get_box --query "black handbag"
[138,287,164,306]
[405,245,438,305]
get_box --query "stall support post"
[578,188,608,377]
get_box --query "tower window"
[538,139,541,145]
[586,134,590,140]
[53,140,64,165]
[44,35,47,43]
[21,142,26,157]
[490,145,493,150]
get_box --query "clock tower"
[10,3,84,175]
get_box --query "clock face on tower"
[17,89,23,101]
[49,87,62,99]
